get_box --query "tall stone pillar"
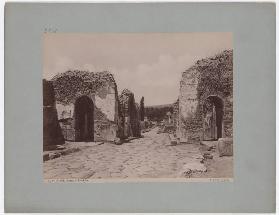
[43,79,64,150]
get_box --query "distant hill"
[145,103,174,122]
[145,104,173,109]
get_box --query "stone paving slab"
[44,128,204,180]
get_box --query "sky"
[43,33,232,106]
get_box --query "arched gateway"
[203,96,224,140]
[74,96,94,141]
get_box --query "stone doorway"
[74,96,94,141]
[203,96,224,140]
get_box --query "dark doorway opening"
[203,96,224,140]
[74,96,94,141]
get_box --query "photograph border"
[5,2,275,213]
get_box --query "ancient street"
[44,128,213,180]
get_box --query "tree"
[140,97,145,121]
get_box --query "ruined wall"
[94,82,119,141]
[43,79,65,150]
[178,68,202,142]
[172,99,179,134]
[178,50,233,143]
[119,89,141,138]
[51,70,120,142]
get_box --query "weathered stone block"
[113,137,122,145]
[49,152,61,160]
[43,153,50,162]
[203,152,213,159]
[179,137,188,144]
[169,134,177,145]
[217,138,233,157]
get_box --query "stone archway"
[203,96,224,140]
[74,96,94,141]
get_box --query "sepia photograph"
[43,33,233,182]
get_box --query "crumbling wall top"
[119,89,134,110]
[51,70,117,105]
[181,50,233,101]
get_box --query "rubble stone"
[218,138,233,157]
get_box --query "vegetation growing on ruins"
[51,70,116,104]
[178,50,233,142]
[195,50,233,101]
[119,89,141,138]
[145,104,174,122]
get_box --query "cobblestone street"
[44,128,205,180]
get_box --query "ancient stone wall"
[119,89,141,138]
[43,79,65,150]
[178,50,233,143]
[172,99,179,133]
[51,70,120,142]
[178,67,202,142]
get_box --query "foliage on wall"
[195,50,233,101]
[51,70,116,105]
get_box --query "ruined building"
[51,70,121,142]
[119,89,141,138]
[172,99,179,130]
[177,50,233,143]
[43,79,65,150]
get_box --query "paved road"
[44,128,203,180]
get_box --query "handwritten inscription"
[209,178,232,182]
[44,27,58,33]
